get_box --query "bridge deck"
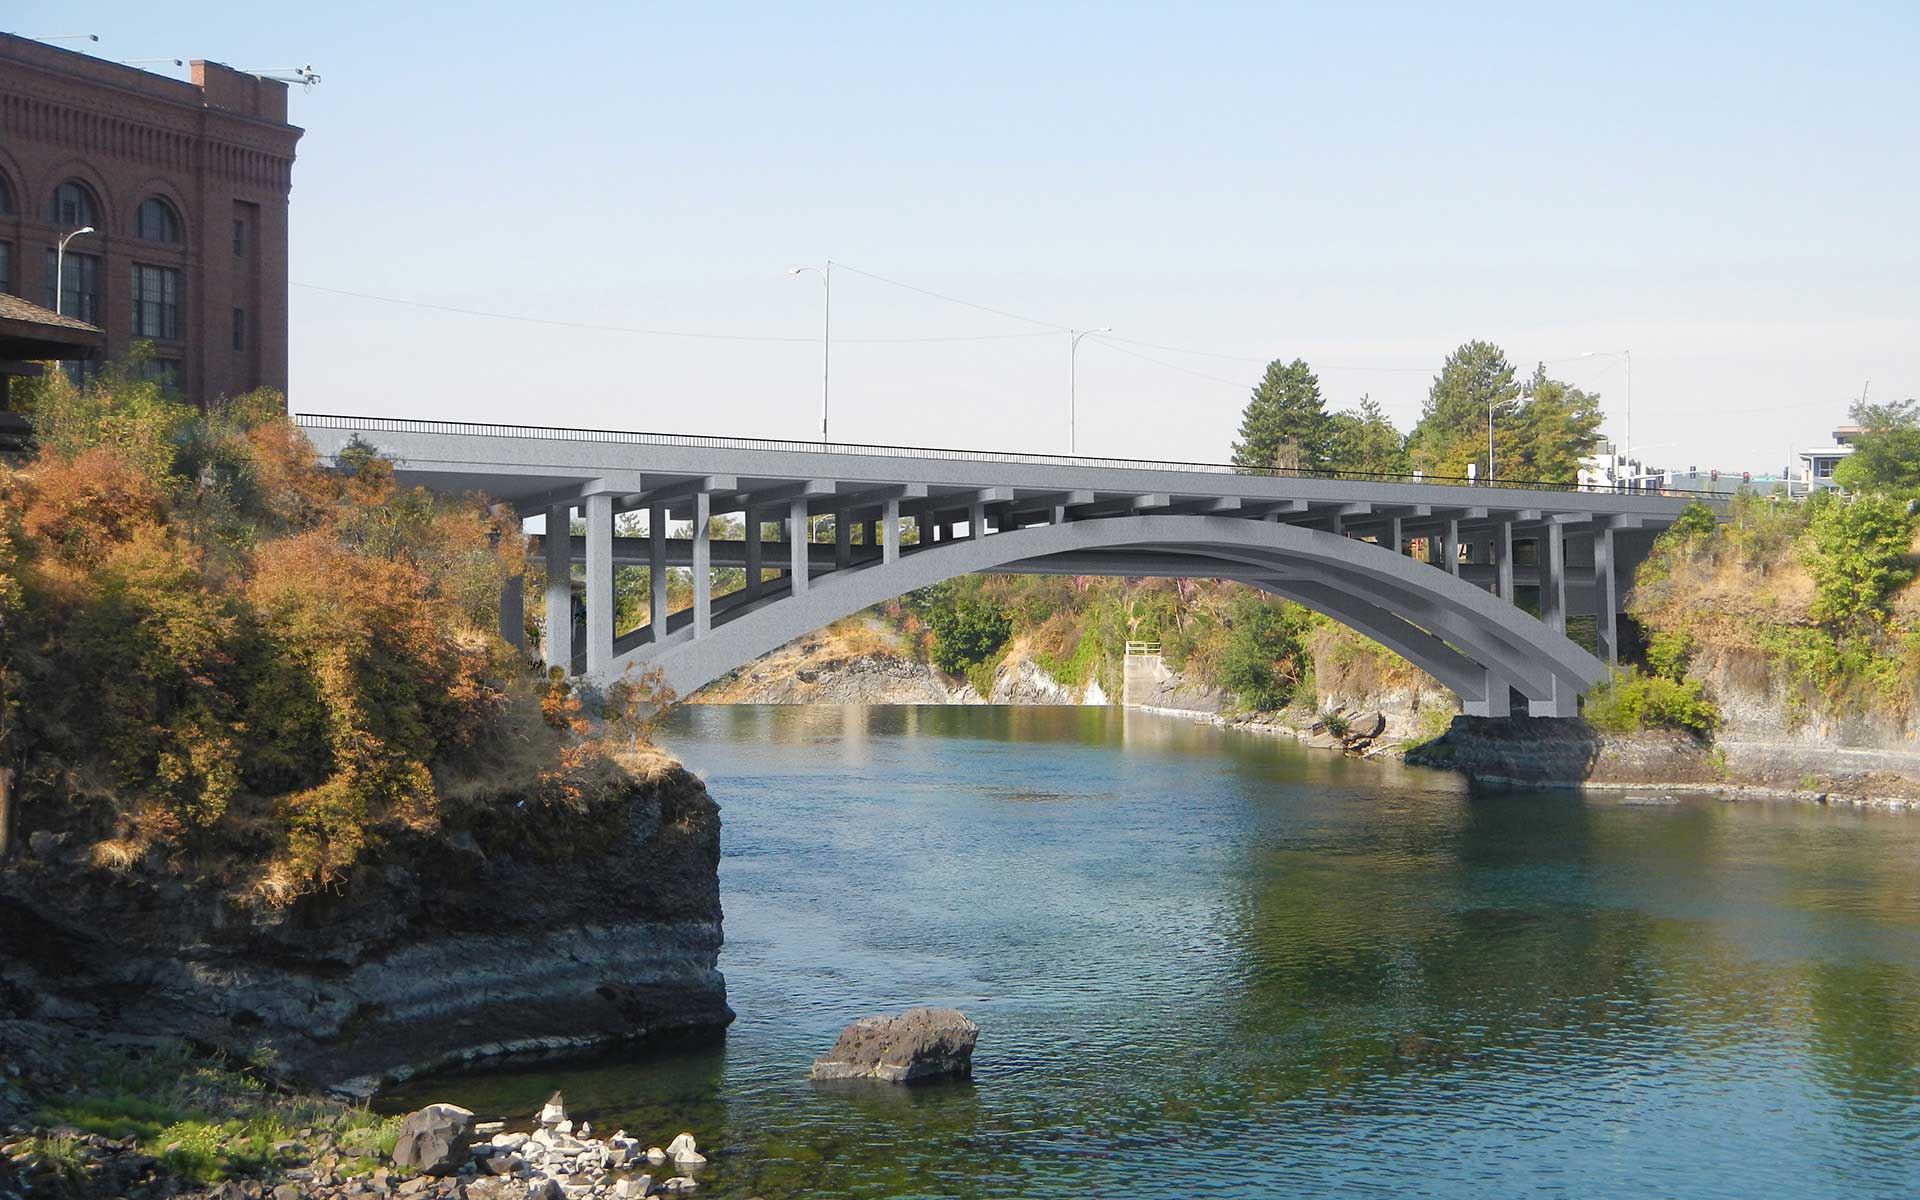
[295,413,1715,716]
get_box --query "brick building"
[0,34,301,409]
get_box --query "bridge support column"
[970,499,986,540]
[1463,668,1511,718]
[1542,522,1567,632]
[1388,515,1404,556]
[648,504,667,639]
[834,511,851,569]
[788,497,809,594]
[883,498,900,564]
[1495,520,1514,601]
[544,503,571,673]
[1442,519,1460,576]
[499,575,524,652]
[745,511,763,596]
[1594,522,1618,666]
[692,491,712,638]
[585,494,614,681]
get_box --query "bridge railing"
[295,412,1732,499]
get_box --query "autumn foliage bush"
[0,363,637,902]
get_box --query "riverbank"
[0,752,732,1106]
[0,1044,715,1200]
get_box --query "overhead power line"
[831,262,1069,331]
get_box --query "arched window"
[47,180,99,229]
[136,197,181,243]
[0,175,13,216]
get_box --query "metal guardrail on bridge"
[295,412,1728,499]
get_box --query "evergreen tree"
[1407,340,1520,479]
[1232,358,1331,472]
[1325,395,1409,476]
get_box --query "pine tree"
[1232,358,1331,472]
[1407,340,1521,479]
[1325,395,1409,476]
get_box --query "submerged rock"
[390,1103,476,1175]
[810,1006,979,1084]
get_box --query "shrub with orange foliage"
[0,366,588,902]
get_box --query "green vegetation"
[1228,340,1602,485]
[1,360,655,905]
[1213,591,1314,711]
[27,1039,398,1184]
[1832,397,1920,497]
[1406,342,1604,482]
[1628,478,1920,729]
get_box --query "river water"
[393,705,1920,1198]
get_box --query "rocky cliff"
[0,764,732,1096]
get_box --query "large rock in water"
[810,1007,979,1083]
[391,1103,476,1174]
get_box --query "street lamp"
[1069,328,1110,456]
[55,226,95,317]
[1581,348,1633,489]
[787,263,831,443]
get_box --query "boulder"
[665,1132,705,1167]
[809,1006,979,1084]
[537,1091,566,1128]
[1348,710,1387,740]
[390,1104,476,1176]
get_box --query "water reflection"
[387,706,1920,1199]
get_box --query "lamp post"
[55,226,95,317]
[1581,348,1633,489]
[1068,328,1110,456]
[1487,399,1496,482]
[787,262,831,443]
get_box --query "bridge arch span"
[614,514,1605,717]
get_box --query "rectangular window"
[139,358,181,394]
[131,264,181,340]
[43,250,100,323]
[0,241,11,295]
[60,359,100,387]
[232,307,246,351]
[232,200,257,257]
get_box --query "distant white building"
[1795,424,1863,493]
[1579,441,1662,492]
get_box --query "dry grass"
[1310,623,1438,702]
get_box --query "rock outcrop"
[0,767,733,1094]
[809,1007,979,1084]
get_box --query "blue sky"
[15,1,1918,470]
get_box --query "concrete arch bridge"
[296,416,1715,718]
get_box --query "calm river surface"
[393,705,1920,1198]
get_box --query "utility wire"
[830,262,1069,331]
[292,281,1058,345]
[1086,336,1247,390]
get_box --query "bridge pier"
[544,503,571,673]
[649,504,667,638]
[1594,520,1618,666]
[1541,521,1567,632]
[499,575,524,651]
[744,512,763,596]
[789,497,810,595]
[692,491,712,640]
